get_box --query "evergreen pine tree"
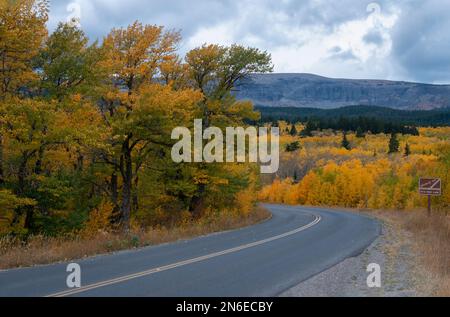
[356,127,365,138]
[300,120,314,137]
[341,132,351,150]
[293,170,298,183]
[290,124,298,136]
[404,143,411,157]
[388,133,400,153]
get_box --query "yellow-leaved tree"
[98,22,202,230]
[0,0,48,97]
[0,0,48,188]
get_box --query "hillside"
[235,73,450,110]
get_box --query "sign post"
[419,178,442,215]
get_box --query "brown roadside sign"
[419,178,442,196]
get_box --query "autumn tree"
[0,189,36,235]
[0,99,64,229]
[184,44,272,215]
[99,22,201,230]
[0,0,48,98]
[0,1,106,235]
[159,55,190,89]
[0,0,48,187]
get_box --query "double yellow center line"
[47,213,321,297]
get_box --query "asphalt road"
[0,205,380,297]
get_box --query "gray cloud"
[328,47,360,61]
[46,0,450,84]
[48,0,238,41]
[390,0,450,83]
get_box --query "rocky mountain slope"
[234,73,450,110]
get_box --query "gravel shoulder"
[280,211,431,297]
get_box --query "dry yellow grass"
[402,211,450,296]
[370,209,450,296]
[0,206,271,270]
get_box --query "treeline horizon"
[256,105,450,128]
[299,116,419,136]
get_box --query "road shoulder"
[280,211,429,297]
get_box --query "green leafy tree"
[186,44,272,126]
[184,44,273,215]
[35,22,104,100]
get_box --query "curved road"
[0,205,380,297]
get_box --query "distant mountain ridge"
[234,73,450,110]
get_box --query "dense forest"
[0,0,272,237]
[296,117,420,136]
[257,105,450,127]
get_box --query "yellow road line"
[47,213,321,297]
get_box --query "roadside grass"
[0,206,271,270]
[400,210,450,296]
[368,209,450,296]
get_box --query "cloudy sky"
[47,0,450,84]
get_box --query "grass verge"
[0,206,271,270]
[367,209,450,296]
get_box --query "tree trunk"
[76,150,84,172]
[189,115,209,216]
[18,153,34,230]
[188,114,209,217]
[111,169,119,214]
[120,141,133,232]
[132,174,139,213]
[34,146,44,175]
[24,206,34,230]
[18,154,27,195]
[189,183,206,218]
[0,134,4,185]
